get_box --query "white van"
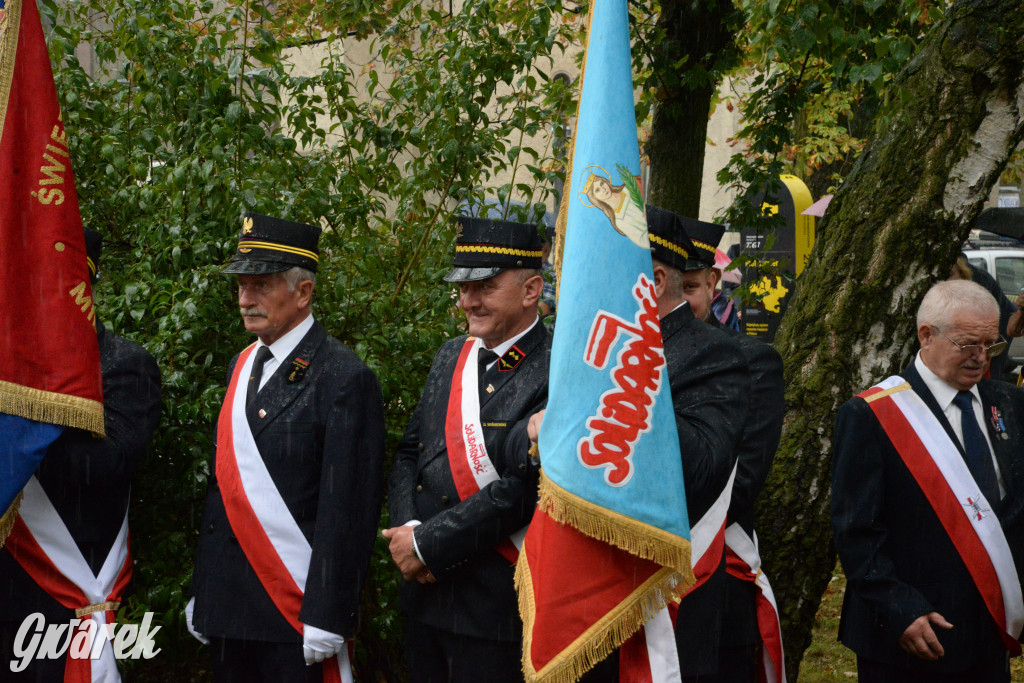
[962,247,1024,376]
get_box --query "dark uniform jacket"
[710,318,785,653]
[0,322,162,624]
[388,321,550,642]
[191,320,385,642]
[661,304,750,675]
[832,361,1024,673]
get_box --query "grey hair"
[516,268,543,284]
[281,266,316,291]
[917,279,999,331]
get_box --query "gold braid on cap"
[236,240,318,263]
[455,245,542,258]
[691,238,716,255]
[649,233,690,259]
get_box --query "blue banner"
[538,0,688,548]
[0,415,62,512]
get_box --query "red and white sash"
[861,376,1024,653]
[5,476,133,683]
[724,524,785,683]
[215,343,353,683]
[444,337,527,563]
[620,465,737,682]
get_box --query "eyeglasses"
[933,327,1008,359]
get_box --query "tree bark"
[755,1,1024,679]
[643,0,742,217]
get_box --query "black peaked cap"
[222,213,321,275]
[444,216,544,283]
[646,205,724,272]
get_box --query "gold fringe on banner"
[517,554,686,683]
[0,380,105,437]
[0,491,23,548]
[538,473,694,577]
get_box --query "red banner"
[0,0,103,434]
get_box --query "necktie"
[247,346,274,407]
[478,348,498,393]
[952,390,1000,502]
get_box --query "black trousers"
[209,637,324,683]
[578,643,758,683]
[406,618,523,683]
[857,654,1010,683]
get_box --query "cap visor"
[221,259,293,275]
[443,266,506,283]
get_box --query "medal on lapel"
[288,357,310,383]
[991,406,1009,440]
[498,345,526,372]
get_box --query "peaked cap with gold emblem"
[443,216,544,283]
[646,205,725,273]
[222,212,321,275]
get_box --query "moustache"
[240,307,267,318]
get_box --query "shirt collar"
[485,315,539,358]
[670,300,691,315]
[256,314,315,364]
[914,351,982,410]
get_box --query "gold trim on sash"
[75,601,120,618]
[862,382,910,404]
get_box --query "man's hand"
[898,612,953,661]
[302,624,344,665]
[382,525,436,584]
[527,409,545,443]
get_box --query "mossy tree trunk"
[642,0,742,217]
[755,1,1024,679]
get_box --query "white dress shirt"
[253,314,315,391]
[914,353,1005,498]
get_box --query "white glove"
[302,624,344,665]
[185,597,209,645]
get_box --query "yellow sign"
[780,174,815,276]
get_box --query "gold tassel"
[539,474,695,579]
[0,381,105,437]
[0,492,23,548]
[518,551,690,683]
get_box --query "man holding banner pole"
[0,0,106,528]
[385,216,550,683]
[646,206,787,682]
[526,208,752,682]
[512,0,752,680]
[0,229,162,682]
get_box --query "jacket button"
[416,485,423,492]
[441,496,450,504]
[207,524,214,534]
[418,442,425,451]
[518,463,526,471]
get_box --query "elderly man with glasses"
[831,278,1024,683]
